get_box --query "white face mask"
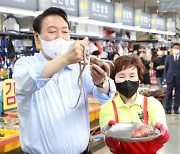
[157,50,164,56]
[40,37,74,59]
[173,49,180,55]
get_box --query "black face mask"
[115,80,139,98]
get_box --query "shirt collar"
[114,92,143,108]
[174,55,179,59]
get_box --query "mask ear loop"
[35,33,42,51]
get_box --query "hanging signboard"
[134,9,141,27]
[171,21,176,33]
[114,3,123,23]
[156,17,166,31]
[79,0,114,22]
[79,0,90,18]
[0,0,37,10]
[122,7,134,26]
[167,18,176,32]
[151,14,157,30]
[38,0,51,11]
[38,0,78,16]
[167,18,172,32]
[141,12,151,29]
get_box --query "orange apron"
[111,97,163,154]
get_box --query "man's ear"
[34,32,41,51]
[34,32,39,43]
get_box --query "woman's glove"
[154,122,170,144]
[104,120,120,154]
[148,122,170,153]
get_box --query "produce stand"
[0,116,20,153]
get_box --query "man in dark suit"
[164,43,180,114]
[153,47,166,86]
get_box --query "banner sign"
[156,17,166,31]
[38,0,52,11]
[134,9,141,27]
[0,0,37,10]
[141,12,151,29]
[151,14,157,29]
[79,0,114,22]
[122,7,134,26]
[38,0,78,16]
[114,3,123,23]
[79,0,89,18]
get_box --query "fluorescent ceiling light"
[0,6,36,17]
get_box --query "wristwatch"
[94,78,108,88]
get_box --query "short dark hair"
[112,52,120,59]
[92,50,100,56]
[33,7,70,34]
[110,55,144,82]
[159,47,166,51]
[139,45,146,50]
[172,43,180,48]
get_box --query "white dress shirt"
[13,52,116,154]
[174,55,179,61]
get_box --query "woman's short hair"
[110,55,144,82]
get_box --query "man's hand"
[90,61,110,87]
[65,37,89,65]
[157,65,165,70]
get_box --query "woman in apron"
[99,55,170,154]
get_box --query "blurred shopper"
[164,43,180,114]
[153,47,166,86]
[138,46,151,84]
[99,55,170,154]
[151,47,158,62]
[12,7,116,154]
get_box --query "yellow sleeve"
[99,102,115,129]
[148,97,168,128]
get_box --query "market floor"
[93,113,180,154]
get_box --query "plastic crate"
[0,129,20,152]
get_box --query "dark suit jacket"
[164,55,180,83]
